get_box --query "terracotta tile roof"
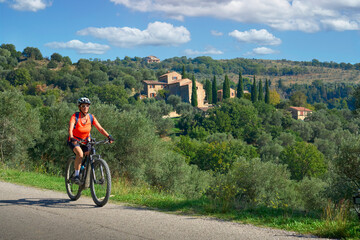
[143,80,167,85]
[159,71,179,78]
[167,79,183,85]
[179,79,192,86]
[289,106,312,112]
[167,78,194,86]
[217,88,236,93]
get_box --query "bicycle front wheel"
[65,156,82,200]
[90,158,111,207]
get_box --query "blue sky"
[1,0,360,64]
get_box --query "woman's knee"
[73,147,84,158]
[77,152,84,159]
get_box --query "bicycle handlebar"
[89,139,110,145]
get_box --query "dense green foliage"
[2,44,360,238]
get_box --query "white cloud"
[229,29,281,45]
[77,21,190,48]
[321,18,359,31]
[9,0,50,11]
[110,0,360,32]
[246,47,277,56]
[184,46,223,56]
[211,30,223,36]
[45,40,110,54]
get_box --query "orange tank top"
[70,113,97,140]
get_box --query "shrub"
[297,177,327,211]
[334,136,360,187]
[207,158,294,210]
[0,90,41,166]
[175,137,258,173]
[280,141,327,181]
[31,101,73,174]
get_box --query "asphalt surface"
[0,181,333,240]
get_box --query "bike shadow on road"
[0,198,96,209]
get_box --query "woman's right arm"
[68,116,76,141]
[69,122,75,139]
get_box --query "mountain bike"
[65,139,111,207]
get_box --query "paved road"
[0,181,332,240]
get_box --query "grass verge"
[1,167,359,239]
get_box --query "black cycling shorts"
[67,140,90,153]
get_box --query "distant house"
[217,89,250,102]
[288,106,313,120]
[145,56,160,63]
[142,71,206,107]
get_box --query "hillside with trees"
[2,43,360,238]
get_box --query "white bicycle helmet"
[77,97,91,106]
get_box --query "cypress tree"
[237,71,244,98]
[277,79,283,90]
[205,79,212,104]
[223,74,230,99]
[182,65,186,79]
[251,76,258,103]
[212,75,218,104]
[265,79,270,104]
[258,79,264,101]
[191,75,198,107]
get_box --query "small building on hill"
[288,106,313,120]
[145,56,160,63]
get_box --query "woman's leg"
[73,146,84,171]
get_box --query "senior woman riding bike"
[67,97,114,184]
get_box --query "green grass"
[1,167,359,239]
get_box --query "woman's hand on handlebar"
[107,135,114,144]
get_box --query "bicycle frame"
[79,139,108,189]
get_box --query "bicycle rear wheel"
[90,158,111,207]
[65,156,82,200]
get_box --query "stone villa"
[142,71,206,107]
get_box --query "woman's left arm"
[93,118,113,143]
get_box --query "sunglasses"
[80,105,90,108]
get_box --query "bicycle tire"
[65,156,82,201]
[90,158,111,207]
